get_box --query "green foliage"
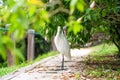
[0,0,120,66]
[0,0,50,64]
[71,0,120,52]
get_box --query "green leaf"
[102,9,106,17]
[77,0,85,12]
[13,49,25,64]
[86,8,91,14]
[28,6,36,17]
[2,36,11,44]
[0,41,6,60]
[7,0,15,8]
[39,9,49,23]
[40,20,45,27]
[113,0,117,14]
[73,22,83,34]
[86,14,91,20]
[70,0,77,7]
[77,3,84,12]
[70,0,77,14]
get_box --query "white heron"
[54,26,71,70]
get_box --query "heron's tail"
[64,52,71,60]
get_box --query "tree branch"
[48,7,69,17]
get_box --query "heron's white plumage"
[54,26,71,60]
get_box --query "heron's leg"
[61,54,64,70]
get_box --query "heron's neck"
[56,30,61,36]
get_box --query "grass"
[0,63,28,77]
[0,51,58,77]
[90,43,118,56]
[85,67,120,79]
[34,51,58,62]
[84,43,120,79]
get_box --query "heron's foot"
[54,68,67,71]
[61,68,67,70]
[61,67,64,70]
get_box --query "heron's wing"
[54,34,62,52]
[60,33,71,60]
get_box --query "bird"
[54,26,71,70]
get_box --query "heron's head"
[63,26,68,35]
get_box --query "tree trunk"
[111,24,120,58]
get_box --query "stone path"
[1,48,91,80]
